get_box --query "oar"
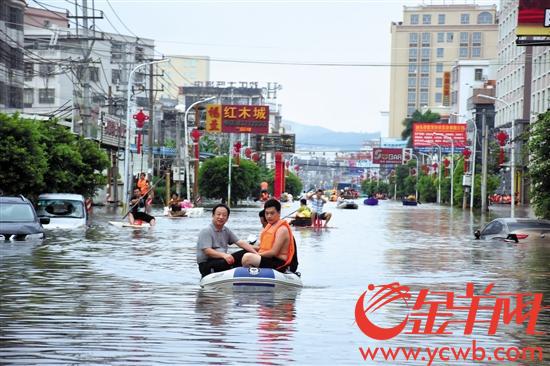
[282,209,298,219]
[122,177,163,219]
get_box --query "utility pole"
[145,63,163,176]
[481,109,489,212]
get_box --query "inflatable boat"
[337,200,359,209]
[364,198,379,206]
[200,267,302,289]
[402,200,418,206]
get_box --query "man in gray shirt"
[197,203,258,277]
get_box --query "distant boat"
[402,200,418,206]
[337,200,358,209]
[364,198,379,206]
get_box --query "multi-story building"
[163,55,209,98]
[450,59,496,122]
[496,0,550,203]
[496,0,550,127]
[389,4,498,138]
[23,7,156,132]
[0,0,25,112]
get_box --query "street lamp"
[431,142,442,204]
[450,112,477,211]
[477,94,515,218]
[433,133,454,206]
[123,58,169,208]
[180,96,216,202]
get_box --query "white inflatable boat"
[200,267,302,289]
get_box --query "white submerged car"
[36,194,89,229]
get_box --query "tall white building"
[496,0,550,128]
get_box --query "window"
[435,93,442,104]
[421,64,430,73]
[437,48,444,58]
[460,32,469,46]
[408,92,416,103]
[38,63,55,77]
[461,13,470,24]
[23,88,33,107]
[410,14,419,24]
[420,92,429,104]
[38,88,55,104]
[421,32,431,46]
[422,14,431,24]
[112,69,121,84]
[420,77,429,88]
[89,67,100,82]
[446,32,454,42]
[436,77,443,87]
[7,6,23,30]
[437,32,444,42]
[409,48,418,60]
[438,14,445,24]
[24,62,34,81]
[436,63,443,73]
[472,32,482,46]
[474,69,483,81]
[408,77,417,87]
[421,48,431,59]
[459,47,469,58]
[408,63,417,73]
[472,47,481,57]
[477,11,492,24]
[409,32,418,45]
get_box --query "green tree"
[401,109,441,146]
[0,114,109,199]
[198,156,260,205]
[527,111,550,218]
[0,113,48,196]
[284,171,303,197]
[417,174,437,202]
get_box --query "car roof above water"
[0,196,31,204]
[38,193,85,202]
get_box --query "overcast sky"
[48,0,499,134]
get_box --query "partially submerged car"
[474,218,550,243]
[0,196,49,241]
[36,193,88,229]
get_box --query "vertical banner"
[443,71,451,106]
[206,104,222,133]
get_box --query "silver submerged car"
[36,194,89,229]
[474,218,550,243]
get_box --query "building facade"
[0,0,26,112]
[163,55,209,99]
[389,4,498,138]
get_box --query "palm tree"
[401,109,441,147]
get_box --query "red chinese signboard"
[205,104,269,133]
[517,0,550,36]
[372,148,404,165]
[412,123,467,151]
[222,104,269,133]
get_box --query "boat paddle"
[121,177,163,220]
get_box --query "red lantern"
[462,148,472,172]
[432,162,438,177]
[191,128,201,143]
[252,153,260,162]
[443,158,450,177]
[244,147,252,158]
[294,165,300,171]
[495,130,508,165]
[132,109,149,154]
[233,141,242,166]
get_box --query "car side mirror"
[474,229,481,239]
[40,217,50,225]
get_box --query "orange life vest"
[137,178,149,195]
[259,219,295,270]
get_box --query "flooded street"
[1,201,549,365]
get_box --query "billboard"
[205,104,270,133]
[372,148,405,165]
[255,134,295,153]
[443,71,451,106]
[412,123,467,152]
[517,0,550,36]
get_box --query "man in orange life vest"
[242,199,297,272]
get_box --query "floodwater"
[1,200,548,365]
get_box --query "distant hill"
[282,120,380,150]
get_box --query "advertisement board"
[412,123,467,152]
[372,148,404,165]
[255,134,295,153]
[516,0,550,36]
[205,104,270,133]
